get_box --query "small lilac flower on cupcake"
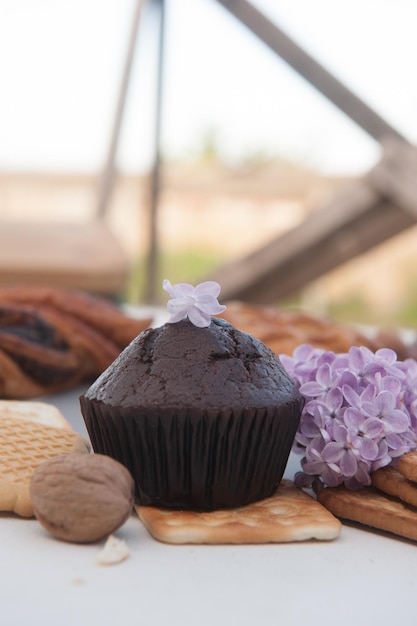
[163,279,226,328]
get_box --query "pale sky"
[1,0,416,175]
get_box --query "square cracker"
[136,480,342,544]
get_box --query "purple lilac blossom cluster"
[280,344,417,489]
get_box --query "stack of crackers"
[317,453,417,542]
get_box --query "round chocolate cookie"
[80,318,303,511]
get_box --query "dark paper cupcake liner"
[80,395,303,511]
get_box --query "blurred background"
[2,0,417,326]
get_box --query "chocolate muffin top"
[84,318,300,410]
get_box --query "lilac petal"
[376,438,389,459]
[292,344,316,361]
[165,281,195,298]
[342,385,361,408]
[376,390,396,414]
[318,429,332,446]
[187,306,212,328]
[385,432,408,451]
[361,383,377,403]
[333,354,349,369]
[204,302,226,315]
[195,294,218,305]
[317,352,337,368]
[388,444,410,458]
[326,387,343,413]
[162,278,174,295]
[311,404,333,430]
[384,409,410,433]
[166,296,192,322]
[301,460,323,476]
[167,310,188,323]
[375,348,397,364]
[363,362,386,381]
[340,450,358,477]
[316,363,331,387]
[356,461,372,483]
[348,346,366,371]
[358,438,379,461]
[167,296,194,315]
[294,431,311,448]
[294,471,314,489]
[194,281,221,297]
[307,434,328,456]
[322,442,344,463]
[304,446,323,463]
[345,461,372,489]
[302,456,342,486]
[343,407,362,430]
[371,454,391,471]
[299,417,320,438]
[278,354,294,373]
[363,418,384,439]
[360,346,376,361]
[338,370,358,389]
[195,295,226,315]
[299,381,327,397]
[361,400,378,419]
[322,465,343,487]
[381,375,402,396]
[333,424,348,444]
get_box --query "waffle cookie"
[0,401,90,516]
[136,480,341,544]
[0,399,72,430]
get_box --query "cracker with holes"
[0,400,90,517]
[136,480,341,544]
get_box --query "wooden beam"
[144,0,166,303]
[96,0,145,219]
[367,138,417,219]
[215,0,409,144]
[205,181,417,303]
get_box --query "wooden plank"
[215,0,408,143]
[0,221,129,297]
[367,139,417,218]
[96,0,145,219]
[205,181,417,303]
[143,0,166,304]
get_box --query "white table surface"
[2,310,417,625]
[2,387,417,626]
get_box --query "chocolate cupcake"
[80,281,303,511]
